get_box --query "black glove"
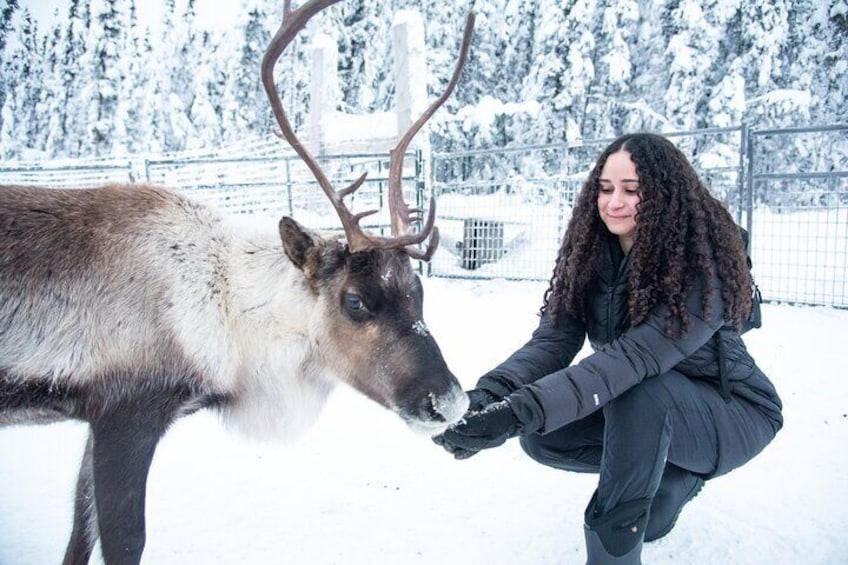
[432,388,503,460]
[466,388,502,412]
[432,433,479,460]
[435,400,523,455]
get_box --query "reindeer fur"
[0,183,466,564]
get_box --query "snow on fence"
[1,125,846,308]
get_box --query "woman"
[434,133,783,564]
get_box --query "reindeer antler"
[261,0,475,257]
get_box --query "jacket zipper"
[607,252,631,344]
[606,281,616,344]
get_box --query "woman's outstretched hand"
[433,400,522,458]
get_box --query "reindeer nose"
[401,384,468,435]
[428,385,469,426]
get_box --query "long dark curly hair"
[543,133,752,336]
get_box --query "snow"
[456,95,542,137]
[1,278,846,565]
[2,1,847,561]
[22,0,239,33]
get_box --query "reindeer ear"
[279,217,320,271]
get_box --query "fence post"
[735,124,746,226]
[414,149,429,276]
[285,157,293,217]
[377,158,386,236]
[744,124,755,247]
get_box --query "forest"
[0,0,846,161]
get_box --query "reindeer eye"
[343,293,369,320]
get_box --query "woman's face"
[597,150,641,253]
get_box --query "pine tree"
[39,18,65,156]
[332,0,388,113]
[168,0,201,150]
[0,0,844,160]
[579,0,640,138]
[1,10,43,159]
[738,0,792,125]
[136,35,164,154]
[822,0,848,125]
[53,0,91,157]
[112,0,146,154]
[83,0,124,156]
[527,0,597,143]
[187,30,225,149]
[662,0,724,131]
[0,0,18,53]
[697,1,748,131]
[0,0,20,143]
[221,5,272,143]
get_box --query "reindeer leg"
[63,431,99,565]
[89,398,172,565]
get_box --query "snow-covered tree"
[38,17,65,156]
[0,0,844,160]
[111,0,146,155]
[0,10,44,158]
[220,5,272,144]
[46,0,91,157]
[187,30,225,149]
[329,0,389,113]
[80,0,125,156]
[738,0,793,125]
[0,0,20,138]
[821,0,848,125]
[578,0,640,138]
[522,0,597,143]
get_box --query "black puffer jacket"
[477,236,783,439]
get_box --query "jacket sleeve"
[509,275,727,434]
[475,308,587,399]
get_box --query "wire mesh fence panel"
[428,127,748,282]
[428,144,575,280]
[144,152,422,236]
[748,126,848,307]
[1,125,846,307]
[0,160,134,188]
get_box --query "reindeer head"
[263,1,475,433]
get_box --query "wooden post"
[392,10,429,151]
[309,33,338,155]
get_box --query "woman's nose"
[609,189,624,207]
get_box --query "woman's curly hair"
[543,133,753,336]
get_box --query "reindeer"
[0,1,476,563]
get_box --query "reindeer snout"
[429,386,469,426]
[402,383,468,435]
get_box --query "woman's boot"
[645,464,705,542]
[584,493,650,565]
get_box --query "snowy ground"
[1,278,846,565]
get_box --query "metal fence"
[745,125,848,307]
[428,124,848,309]
[144,151,424,237]
[1,124,846,307]
[0,146,424,238]
[427,127,749,282]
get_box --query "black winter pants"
[519,370,776,516]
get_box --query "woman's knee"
[605,372,689,429]
[520,433,601,473]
